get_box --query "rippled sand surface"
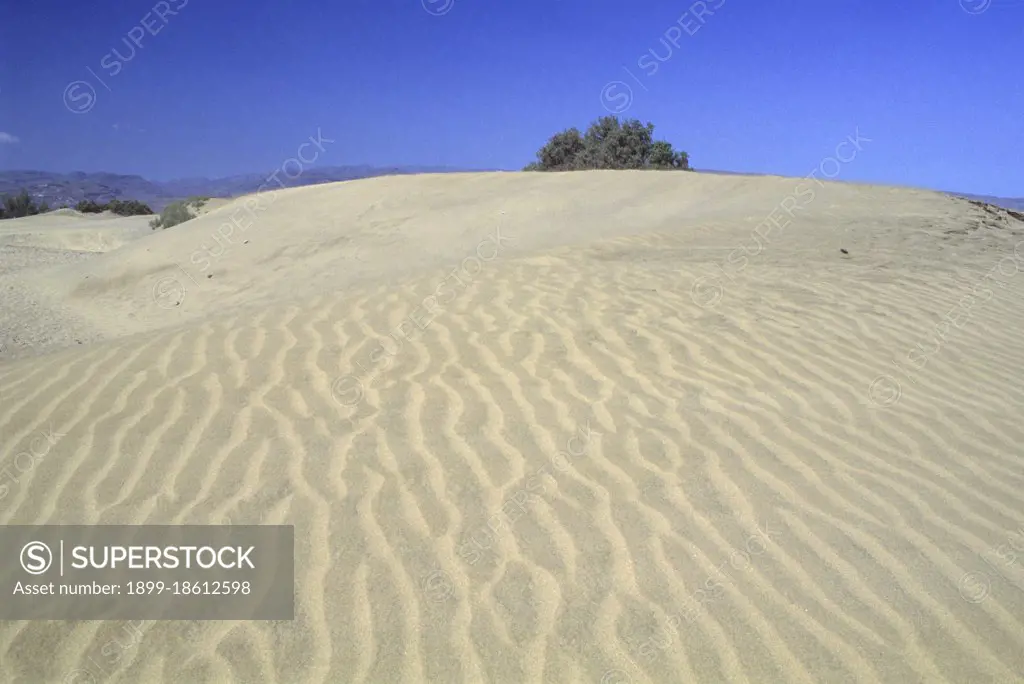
[2,172,1023,683]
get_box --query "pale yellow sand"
[0,210,153,253]
[1,171,1024,683]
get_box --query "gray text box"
[1,525,294,620]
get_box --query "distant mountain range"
[0,166,483,212]
[1,168,1020,214]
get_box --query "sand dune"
[2,171,1024,682]
[0,210,153,254]
[0,211,156,360]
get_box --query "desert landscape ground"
[1,170,1023,682]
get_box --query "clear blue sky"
[1,0,1022,196]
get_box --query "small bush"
[525,115,690,171]
[1,190,42,219]
[150,200,196,230]
[107,199,154,216]
[75,199,107,213]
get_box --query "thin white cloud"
[0,132,19,144]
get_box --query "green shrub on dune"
[75,199,105,213]
[107,199,155,216]
[525,115,690,172]
[149,200,196,230]
[0,190,40,219]
[149,196,215,229]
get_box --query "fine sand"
[1,171,1023,683]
